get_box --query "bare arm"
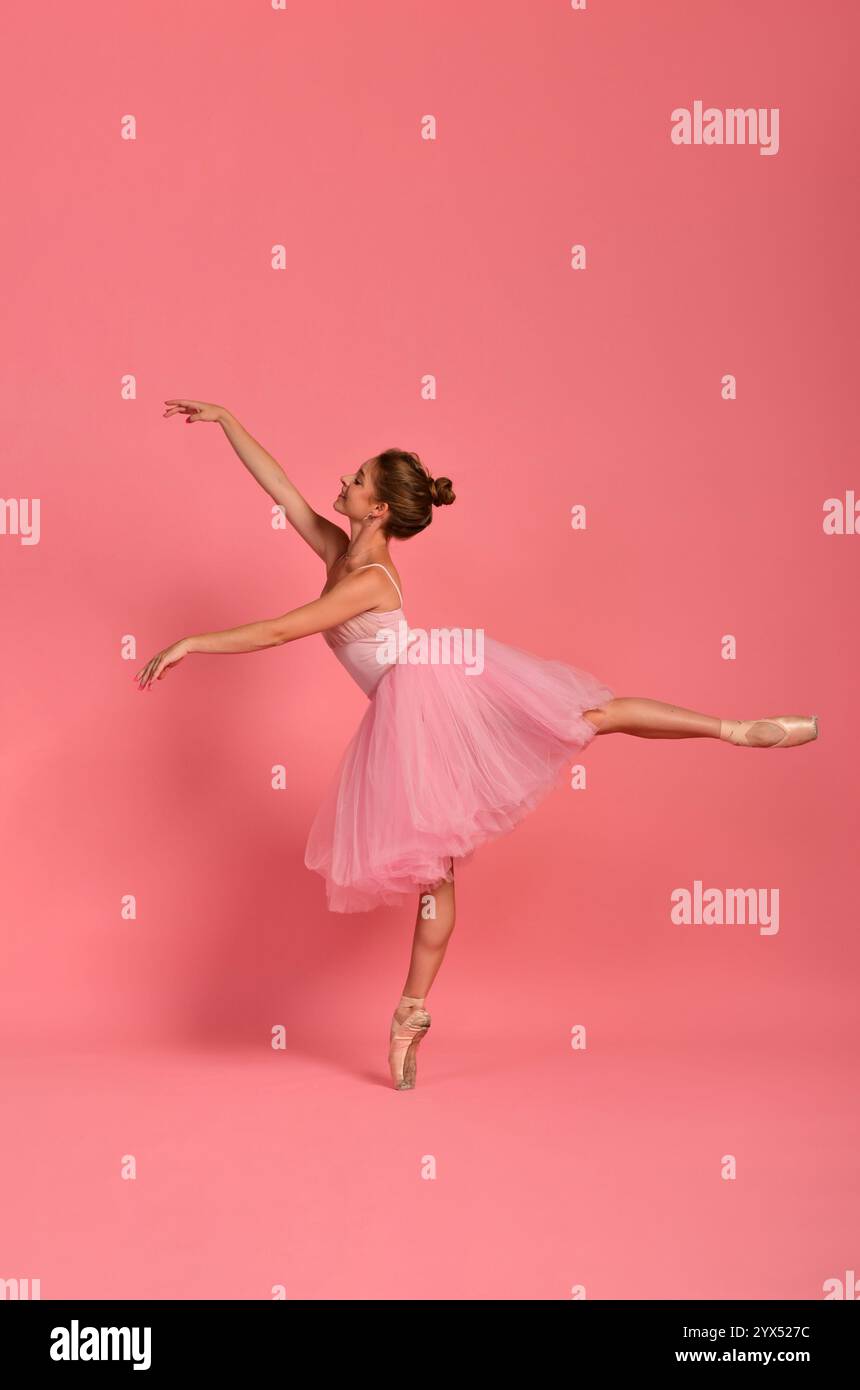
[163,398,348,565]
[135,569,390,688]
[219,411,348,563]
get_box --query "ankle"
[395,995,427,1019]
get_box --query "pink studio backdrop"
[1,1,858,1301]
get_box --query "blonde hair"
[371,448,455,540]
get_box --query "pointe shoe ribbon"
[719,716,819,748]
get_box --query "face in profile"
[334,458,380,522]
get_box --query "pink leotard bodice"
[322,563,411,697]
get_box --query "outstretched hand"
[163,398,227,424]
[135,639,190,691]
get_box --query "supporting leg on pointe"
[389,871,455,1091]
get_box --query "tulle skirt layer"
[304,635,614,913]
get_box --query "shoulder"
[320,563,386,606]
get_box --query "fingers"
[134,650,180,690]
[134,654,161,690]
[162,399,202,420]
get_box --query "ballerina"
[136,400,820,1091]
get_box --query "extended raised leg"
[583,698,818,748]
[583,697,720,738]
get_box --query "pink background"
[1,0,857,1300]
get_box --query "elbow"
[269,619,295,647]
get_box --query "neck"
[346,519,389,564]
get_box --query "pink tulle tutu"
[304,621,614,913]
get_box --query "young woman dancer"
[136,401,820,1090]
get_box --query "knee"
[583,705,608,731]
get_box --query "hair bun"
[430,476,456,507]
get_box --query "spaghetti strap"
[355,563,403,608]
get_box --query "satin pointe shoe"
[389,995,432,1091]
[719,715,819,748]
